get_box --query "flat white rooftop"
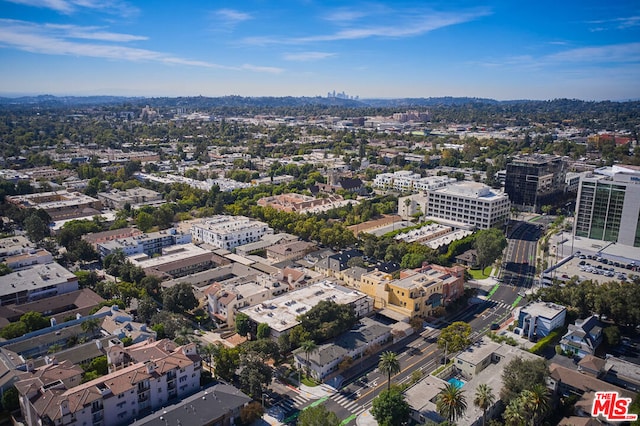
[240,281,367,333]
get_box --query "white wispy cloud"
[5,0,139,16]
[283,51,336,61]
[43,24,147,42]
[240,8,490,45]
[585,16,640,30]
[211,8,252,30]
[546,42,640,63]
[0,19,282,73]
[322,8,370,23]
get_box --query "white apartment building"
[425,182,510,229]
[191,215,273,250]
[373,171,455,193]
[16,339,201,426]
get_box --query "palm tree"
[378,351,401,390]
[81,317,101,338]
[473,384,495,426]
[300,340,317,379]
[503,398,526,426]
[521,384,550,426]
[436,383,467,424]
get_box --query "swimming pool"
[447,377,465,389]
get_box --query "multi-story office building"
[574,165,640,247]
[191,216,273,250]
[16,339,201,426]
[425,182,510,229]
[504,154,567,212]
[97,228,191,259]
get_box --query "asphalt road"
[267,220,542,425]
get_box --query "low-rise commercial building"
[239,281,372,338]
[97,188,163,210]
[373,171,455,193]
[128,244,214,279]
[6,190,102,221]
[97,228,191,258]
[0,262,79,306]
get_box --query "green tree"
[24,213,50,243]
[212,345,240,382]
[500,357,548,403]
[437,321,472,353]
[436,383,467,424]
[520,384,550,426]
[603,325,621,346]
[371,388,411,426]
[474,228,507,270]
[137,296,158,323]
[0,263,13,276]
[235,312,251,337]
[136,211,155,232]
[162,282,198,314]
[81,317,101,337]
[19,311,50,332]
[1,386,19,412]
[0,322,27,339]
[473,384,495,426]
[240,401,264,426]
[300,340,317,379]
[238,352,272,398]
[378,351,401,391]
[503,398,526,426]
[256,322,271,339]
[298,405,341,426]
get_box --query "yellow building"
[359,267,455,320]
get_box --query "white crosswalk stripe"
[273,393,310,413]
[330,394,366,414]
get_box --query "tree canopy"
[474,228,507,270]
[371,388,411,426]
[500,357,548,403]
[297,300,357,343]
[298,405,341,426]
[437,321,472,353]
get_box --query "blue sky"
[0,0,638,100]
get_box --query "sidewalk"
[299,383,334,399]
[356,409,377,426]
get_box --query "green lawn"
[301,375,319,387]
[468,267,491,280]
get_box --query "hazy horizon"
[1,0,639,102]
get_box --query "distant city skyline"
[0,0,638,101]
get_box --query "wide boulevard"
[265,220,541,425]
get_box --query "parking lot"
[545,252,639,284]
